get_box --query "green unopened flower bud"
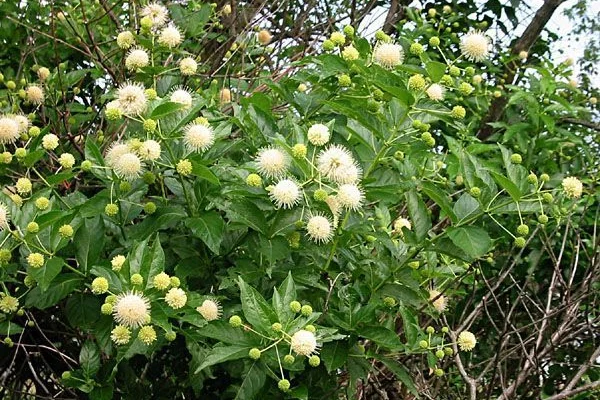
[272,322,282,332]
[27,253,44,268]
[408,261,420,269]
[464,66,475,76]
[373,88,384,101]
[419,340,429,349]
[301,304,313,316]
[0,249,11,264]
[6,80,16,90]
[143,202,156,214]
[510,154,522,164]
[322,39,335,51]
[142,171,156,184]
[101,303,113,315]
[455,175,464,186]
[15,148,27,158]
[426,326,435,334]
[290,301,302,313]
[330,32,346,46]
[91,277,109,294]
[248,348,261,360]
[383,296,397,307]
[59,224,74,238]
[410,42,424,55]
[459,82,474,96]
[35,197,50,210]
[27,222,39,233]
[343,25,355,37]
[297,83,307,92]
[408,74,426,91]
[164,331,176,341]
[29,126,41,137]
[435,349,445,359]
[366,99,380,112]
[313,188,328,202]
[338,74,351,87]
[176,159,193,176]
[283,354,295,365]
[105,203,119,216]
[80,160,92,172]
[449,65,460,77]
[309,355,321,367]
[144,88,157,100]
[527,173,538,185]
[61,371,72,380]
[516,224,529,236]
[470,187,481,198]
[514,237,526,248]
[540,173,550,183]
[444,346,453,355]
[538,214,548,224]
[229,315,242,327]
[245,173,262,188]
[170,276,180,287]
[542,193,553,203]
[24,275,36,287]
[292,143,307,158]
[131,273,143,286]
[375,30,389,42]
[450,105,466,119]
[143,119,157,132]
[119,181,131,193]
[429,36,440,47]
[394,150,404,160]
[434,368,444,377]
[440,74,453,86]
[278,379,291,392]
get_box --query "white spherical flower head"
[139,140,161,161]
[184,123,215,152]
[141,2,169,27]
[13,115,30,133]
[117,82,148,115]
[165,287,187,309]
[113,152,143,181]
[196,299,222,321]
[373,42,404,69]
[269,179,300,209]
[0,116,20,144]
[317,145,360,184]
[460,30,490,62]
[393,217,412,233]
[457,331,477,351]
[170,88,193,109]
[306,215,333,244]
[256,147,289,178]
[426,83,445,101]
[42,133,59,150]
[113,291,151,328]
[337,184,363,210]
[125,48,150,71]
[26,85,45,105]
[562,176,583,198]
[158,25,183,48]
[0,202,10,230]
[179,57,198,76]
[117,31,135,49]
[290,329,318,356]
[105,142,130,167]
[307,123,330,146]
[428,289,447,313]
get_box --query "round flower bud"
[142,171,156,184]
[24,275,36,287]
[16,178,32,195]
[138,325,157,345]
[105,203,119,216]
[383,297,397,307]
[59,224,74,238]
[308,355,321,367]
[152,272,171,290]
[342,45,359,61]
[58,153,75,169]
[429,36,440,47]
[144,202,157,214]
[322,39,335,51]
[42,133,59,150]
[419,340,429,349]
[527,173,538,185]
[408,261,420,269]
[450,105,466,119]
[313,189,328,202]
[27,222,39,233]
[143,119,157,133]
[170,276,181,287]
[459,82,474,96]
[435,349,445,359]
[176,159,193,176]
[562,176,583,198]
[5,80,16,90]
[272,322,282,332]
[0,152,12,164]
[444,347,453,356]
[434,368,444,377]
[0,249,11,264]
[248,348,261,360]
[408,74,426,91]
[117,31,135,49]
[410,42,424,55]
[283,354,295,365]
[290,301,302,313]
[338,74,351,87]
[510,153,522,164]
[470,187,481,198]
[27,252,45,268]
[457,331,477,351]
[100,303,113,315]
[164,331,177,341]
[165,287,187,309]
[297,83,307,92]
[145,88,157,100]
[538,214,549,224]
[245,173,262,188]
[330,31,346,46]
[278,379,291,392]
[426,326,435,334]
[111,255,125,271]
[514,237,526,248]
[131,274,143,286]
[449,65,460,77]
[14,148,26,158]
[257,29,272,45]
[111,325,131,345]
[292,143,307,159]
[91,277,109,294]
[374,30,388,41]
[343,25,355,37]
[301,305,312,316]
[305,324,316,333]
[229,315,242,327]
[61,371,72,380]
[517,224,529,236]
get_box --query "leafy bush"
[0,2,598,399]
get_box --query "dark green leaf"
[185,212,224,255]
[360,326,402,349]
[238,277,277,334]
[426,61,446,82]
[80,341,100,378]
[447,226,491,259]
[421,182,457,223]
[320,340,349,373]
[405,190,431,241]
[74,217,105,273]
[195,345,251,373]
[453,194,480,223]
[30,257,63,292]
[65,294,102,330]
[234,362,266,400]
[379,357,419,397]
[25,274,83,309]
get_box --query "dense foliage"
[0,1,598,399]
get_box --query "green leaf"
[421,182,457,223]
[234,362,266,400]
[238,277,277,334]
[150,101,183,118]
[490,171,522,201]
[80,341,100,378]
[447,226,491,259]
[195,345,251,373]
[89,386,114,400]
[360,326,402,349]
[25,274,83,309]
[185,212,224,255]
[227,200,267,234]
[191,161,220,185]
[74,217,105,274]
[30,257,63,292]
[272,272,297,324]
[320,340,349,373]
[426,61,446,82]
[258,235,288,264]
[399,305,418,346]
[65,294,102,330]
[0,321,24,336]
[195,321,257,346]
[453,193,480,223]
[405,190,431,241]
[127,206,187,240]
[90,265,123,293]
[378,357,419,397]
[129,234,165,289]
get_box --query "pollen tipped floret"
[111,325,131,345]
[184,123,215,152]
[307,123,330,146]
[138,140,161,161]
[290,329,319,356]
[337,184,363,210]
[26,85,44,105]
[141,2,169,27]
[269,179,301,209]
[0,294,19,313]
[125,48,150,71]
[165,288,187,309]
[113,152,143,181]
[457,331,477,351]
[196,299,222,321]
[138,325,157,345]
[0,203,10,230]
[373,42,404,68]
[179,57,198,75]
[105,143,130,167]
[117,82,147,115]
[306,215,333,244]
[117,31,135,49]
[170,88,193,109]
[0,116,20,144]
[561,176,583,198]
[428,289,447,312]
[393,217,412,234]
[256,147,289,178]
[113,291,151,328]
[426,83,445,101]
[152,272,171,290]
[460,30,490,62]
[317,145,361,184]
[158,25,183,48]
